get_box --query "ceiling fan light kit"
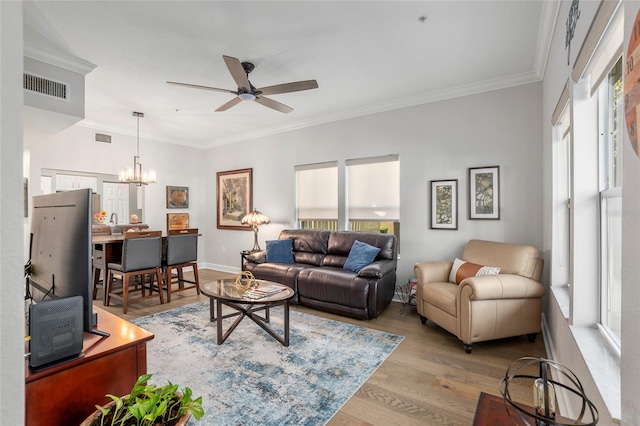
[238,92,256,101]
[167,55,318,113]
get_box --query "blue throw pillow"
[265,239,294,264]
[343,240,381,273]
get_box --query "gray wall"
[203,82,544,284]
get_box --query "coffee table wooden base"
[209,297,290,346]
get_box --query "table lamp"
[241,209,270,252]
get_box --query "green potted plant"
[80,373,204,426]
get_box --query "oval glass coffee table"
[200,279,295,346]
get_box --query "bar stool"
[162,228,200,303]
[106,230,164,314]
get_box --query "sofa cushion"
[328,231,396,261]
[266,239,294,263]
[422,281,458,317]
[343,240,381,272]
[462,239,539,278]
[279,229,330,266]
[298,267,368,309]
[448,257,500,284]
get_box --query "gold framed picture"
[216,168,252,230]
[167,213,189,231]
[166,186,189,209]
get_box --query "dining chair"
[162,228,200,302]
[91,225,114,302]
[105,230,164,314]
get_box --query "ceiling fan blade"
[223,55,251,91]
[215,97,242,112]
[258,80,319,96]
[166,81,236,94]
[255,96,293,113]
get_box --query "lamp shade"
[241,210,271,226]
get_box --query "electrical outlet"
[221,246,226,253]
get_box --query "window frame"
[597,56,623,353]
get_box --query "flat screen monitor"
[29,188,108,337]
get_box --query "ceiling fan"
[167,55,318,113]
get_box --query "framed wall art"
[430,179,458,229]
[216,168,252,230]
[167,213,189,231]
[166,186,189,209]
[469,165,500,220]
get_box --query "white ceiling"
[24,1,555,149]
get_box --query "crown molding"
[535,0,562,80]
[204,71,542,148]
[79,71,542,150]
[23,44,96,75]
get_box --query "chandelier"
[119,112,157,185]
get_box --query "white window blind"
[572,0,620,84]
[346,155,399,221]
[295,162,338,220]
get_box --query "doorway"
[103,182,129,225]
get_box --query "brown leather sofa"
[243,229,397,319]
[414,239,545,353]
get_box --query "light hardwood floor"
[95,268,547,425]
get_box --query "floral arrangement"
[94,210,107,224]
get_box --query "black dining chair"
[162,228,200,302]
[105,230,164,314]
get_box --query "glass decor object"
[499,357,598,426]
[533,377,556,424]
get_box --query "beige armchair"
[414,239,545,353]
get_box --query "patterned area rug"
[131,301,403,425]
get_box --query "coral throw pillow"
[448,258,500,284]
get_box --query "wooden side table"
[240,250,252,270]
[473,392,575,425]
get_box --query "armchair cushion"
[448,258,500,284]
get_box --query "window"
[346,155,400,241]
[295,162,338,230]
[295,155,401,248]
[553,103,571,288]
[598,57,623,350]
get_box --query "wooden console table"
[25,306,154,426]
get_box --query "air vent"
[95,133,111,143]
[23,73,68,100]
